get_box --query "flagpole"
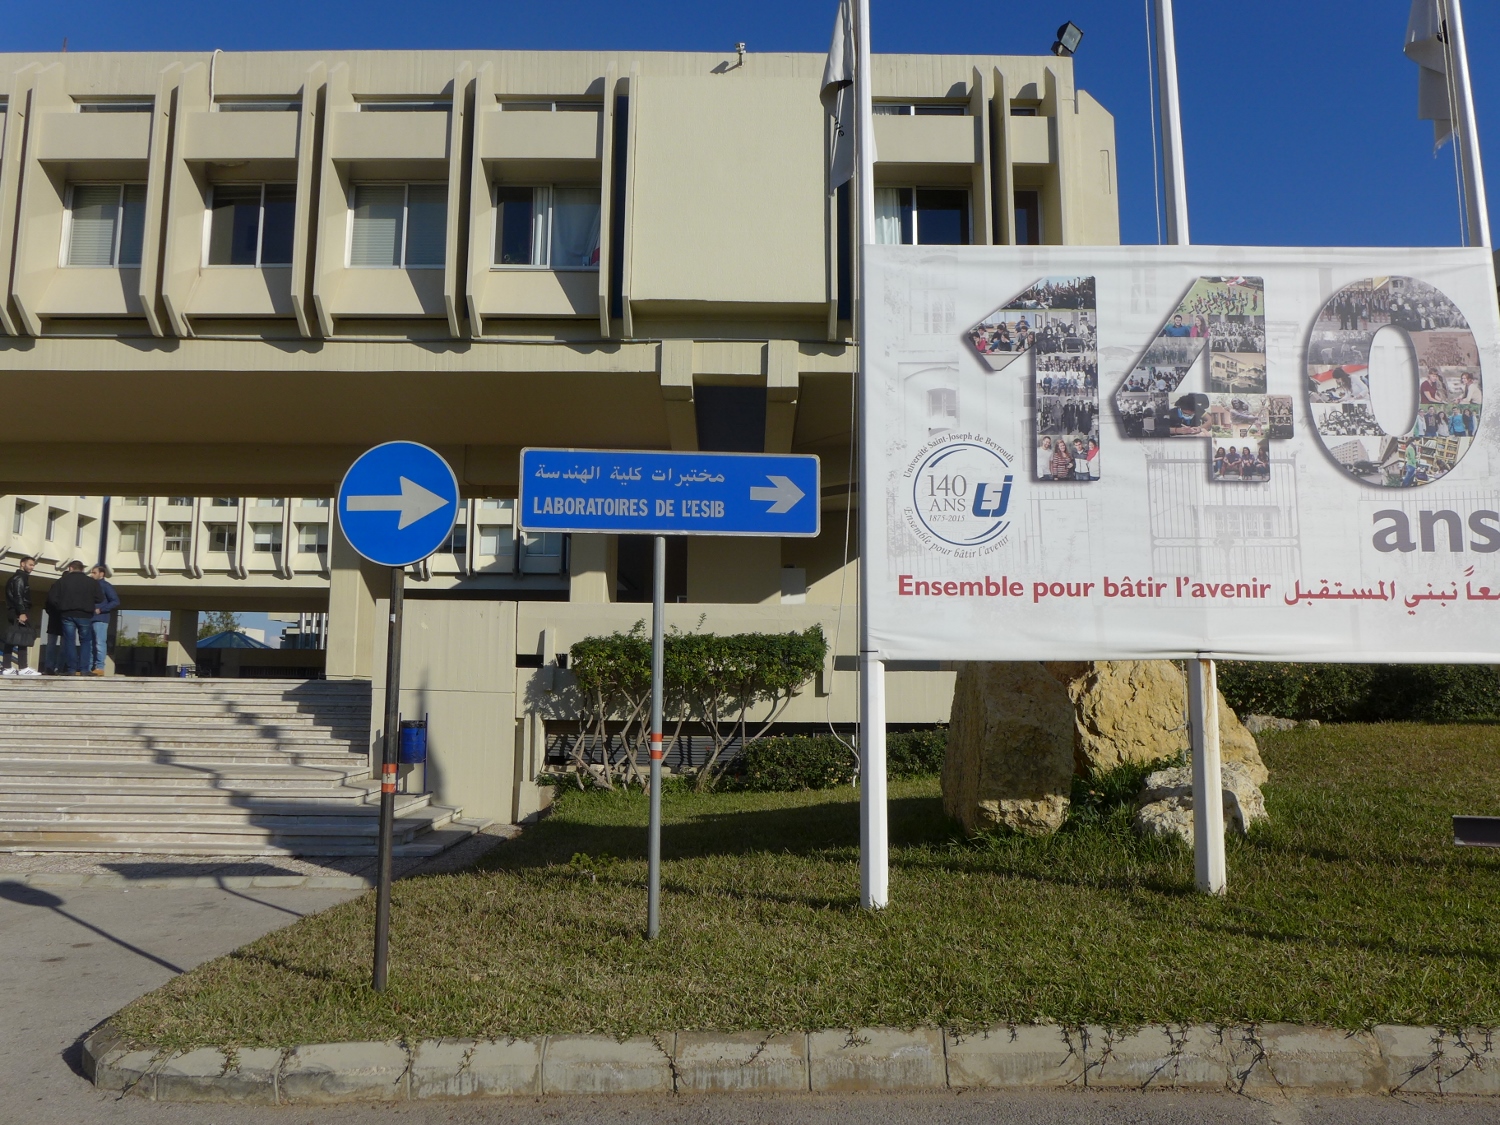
[1154,0,1226,894]
[853,0,888,911]
[1444,0,1491,248]
[1153,0,1190,245]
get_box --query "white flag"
[1404,0,1452,149]
[821,0,856,189]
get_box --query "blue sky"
[5,0,1495,248]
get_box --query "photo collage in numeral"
[1307,276,1481,488]
[1112,276,1281,482]
[966,276,1099,482]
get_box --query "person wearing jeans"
[88,566,120,676]
[2,556,39,677]
[47,561,99,676]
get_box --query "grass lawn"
[114,723,1500,1049]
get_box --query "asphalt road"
[2,878,1496,1125]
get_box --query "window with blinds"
[66,184,147,267]
[349,184,447,268]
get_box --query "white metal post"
[1187,659,1226,893]
[1444,0,1491,248]
[1155,0,1226,892]
[853,0,888,911]
[1153,0,1191,246]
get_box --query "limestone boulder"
[1133,762,1268,845]
[1043,660,1267,785]
[943,662,1075,835]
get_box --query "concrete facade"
[0,47,1119,825]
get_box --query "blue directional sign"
[337,442,460,567]
[519,449,820,537]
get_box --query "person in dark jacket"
[88,566,121,677]
[2,556,39,677]
[47,562,100,676]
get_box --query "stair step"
[0,796,434,825]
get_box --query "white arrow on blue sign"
[519,448,820,537]
[337,442,460,567]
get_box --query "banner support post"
[852,0,888,911]
[1156,0,1227,892]
[1187,658,1226,894]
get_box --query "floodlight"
[1051,21,1083,57]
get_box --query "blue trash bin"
[399,719,428,765]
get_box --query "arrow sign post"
[519,447,820,940]
[336,442,459,991]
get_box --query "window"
[208,525,237,553]
[477,526,512,556]
[251,498,284,508]
[76,99,152,113]
[357,99,450,112]
[524,531,561,557]
[210,498,238,507]
[442,524,468,555]
[494,185,600,269]
[1010,103,1041,117]
[66,185,147,267]
[75,516,92,548]
[298,497,330,507]
[161,523,191,553]
[167,496,192,507]
[11,502,29,535]
[207,184,295,266]
[296,523,328,555]
[215,98,300,112]
[45,509,60,541]
[479,498,506,509]
[873,188,970,246]
[251,524,283,553]
[350,184,447,268]
[1014,190,1042,246]
[116,522,144,552]
[872,103,966,116]
[117,496,148,506]
[498,99,601,112]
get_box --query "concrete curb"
[18,872,378,890]
[84,1022,1500,1102]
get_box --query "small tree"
[567,624,828,793]
[198,610,242,639]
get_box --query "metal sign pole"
[646,535,665,939]
[372,565,405,990]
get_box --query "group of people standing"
[2,557,120,677]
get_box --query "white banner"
[864,245,1500,662]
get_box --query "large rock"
[943,660,1269,837]
[1044,660,1267,785]
[943,662,1076,835]
[1134,762,1268,844]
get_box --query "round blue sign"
[336,442,460,567]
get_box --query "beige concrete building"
[0,47,1119,824]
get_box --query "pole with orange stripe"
[646,535,666,939]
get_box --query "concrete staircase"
[0,677,485,856]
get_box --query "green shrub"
[1218,662,1500,723]
[729,735,855,792]
[887,727,947,778]
[1065,756,1178,835]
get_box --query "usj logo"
[909,439,1014,549]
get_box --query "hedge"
[729,727,948,792]
[1217,662,1500,723]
